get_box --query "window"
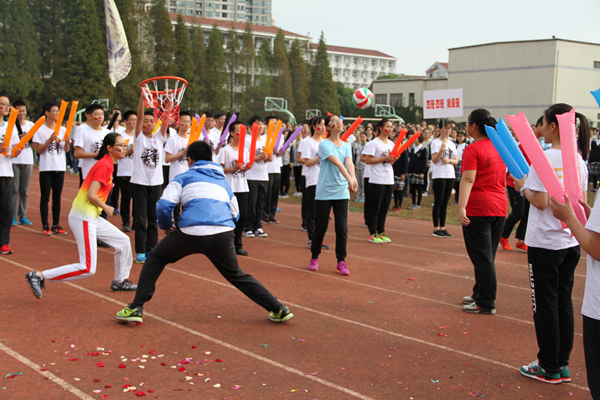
[196,2,202,6]
[390,93,403,107]
[238,5,245,9]
[375,94,387,105]
[222,4,227,9]
[388,61,393,68]
[177,8,184,13]
[170,7,176,12]
[238,13,245,18]
[353,57,358,64]
[196,10,202,15]
[206,11,214,16]
[187,9,194,14]
[595,61,600,69]
[170,1,176,5]
[352,70,357,78]
[343,70,348,77]
[187,2,194,7]
[371,59,376,66]
[370,71,376,79]
[334,56,340,63]
[177,1,185,5]
[333,69,339,77]
[206,2,212,7]
[428,73,433,78]
[408,93,415,107]
[222,12,227,17]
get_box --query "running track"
[0,170,591,399]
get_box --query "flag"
[104,0,132,86]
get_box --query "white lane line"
[0,341,94,400]
[1,257,376,400]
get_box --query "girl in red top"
[458,109,508,314]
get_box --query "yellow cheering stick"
[264,119,275,155]
[62,101,79,143]
[195,113,207,142]
[268,120,283,154]
[1,107,19,157]
[54,100,68,142]
[152,119,163,135]
[187,117,199,147]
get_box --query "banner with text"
[423,88,463,119]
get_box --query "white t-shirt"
[33,124,67,172]
[12,120,35,165]
[362,141,375,180]
[164,133,190,182]
[117,131,135,177]
[456,142,467,162]
[267,155,282,174]
[583,203,600,320]
[524,149,588,250]
[245,135,268,181]
[130,132,166,186]
[363,137,394,185]
[209,127,223,159]
[162,128,176,167]
[346,133,357,145]
[0,124,19,177]
[298,137,321,187]
[74,125,109,179]
[217,144,249,193]
[430,138,457,179]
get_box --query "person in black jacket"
[589,129,600,192]
[392,142,409,211]
[407,134,429,210]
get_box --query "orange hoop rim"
[140,76,188,95]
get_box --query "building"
[310,44,397,90]
[163,0,273,26]
[373,38,600,125]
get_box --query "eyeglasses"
[0,103,10,108]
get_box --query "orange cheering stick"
[1,107,19,157]
[248,123,259,165]
[11,116,46,157]
[54,100,68,142]
[194,113,206,143]
[341,116,363,142]
[391,132,421,157]
[390,128,408,155]
[266,120,282,155]
[187,116,199,147]
[237,125,246,166]
[63,101,79,143]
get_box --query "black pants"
[108,164,120,208]
[131,229,283,313]
[161,165,169,192]
[363,177,371,224]
[304,185,317,240]
[311,199,349,262]
[393,189,404,208]
[280,165,291,195]
[368,183,392,235]
[527,246,579,374]
[583,315,600,399]
[293,165,303,192]
[245,180,267,232]
[432,178,454,227]
[502,186,529,240]
[0,177,12,246]
[410,183,423,206]
[234,192,248,250]
[462,216,505,309]
[132,184,162,254]
[119,176,133,226]
[591,175,600,190]
[264,173,280,221]
[39,171,65,228]
[453,181,460,203]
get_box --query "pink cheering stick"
[557,109,587,226]
[273,127,284,154]
[278,126,302,153]
[341,116,364,142]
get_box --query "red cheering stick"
[248,123,259,166]
[390,128,408,155]
[341,116,364,142]
[237,125,246,166]
[392,132,421,157]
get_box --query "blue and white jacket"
[157,160,239,230]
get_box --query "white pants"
[43,214,133,282]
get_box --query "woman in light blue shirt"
[308,115,358,275]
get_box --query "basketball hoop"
[140,76,188,126]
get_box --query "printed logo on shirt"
[47,140,63,155]
[91,141,102,154]
[441,147,454,160]
[177,147,188,164]
[229,160,245,178]
[126,143,133,159]
[141,147,159,168]
[256,146,265,163]
[382,149,391,165]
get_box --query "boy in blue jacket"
[116,141,293,324]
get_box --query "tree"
[288,39,309,120]
[174,14,195,110]
[308,32,339,115]
[0,0,41,101]
[188,24,207,113]
[246,38,273,116]
[205,23,228,111]
[225,24,241,109]
[376,73,400,80]
[271,29,293,112]
[150,0,176,76]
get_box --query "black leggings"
[584,315,600,399]
[39,171,65,228]
[311,199,349,262]
[410,183,423,206]
[368,183,392,235]
[432,178,454,227]
[280,165,291,195]
[502,186,529,240]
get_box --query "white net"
[141,77,188,125]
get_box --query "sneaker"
[51,225,67,235]
[270,218,279,224]
[12,218,17,226]
[111,279,137,292]
[462,302,496,314]
[98,240,110,248]
[592,189,598,193]
[520,360,561,384]
[135,253,146,264]
[307,240,312,249]
[407,205,415,210]
[422,192,429,197]
[268,305,294,322]
[255,228,268,237]
[301,225,307,232]
[245,230,255,238]
[500,237,513,251]
[122,223,131,232]
[261,219,271,225]
[432,230,446,238]
[42,226,52,236]
[516,242,528,253]
[293,192,302,197]
[19,217,32,226]
[369,235,383,244]
[391,206,400,211]
[116,305,143,323]
[462,295,475,305]
[25,271,45,298]
[415,205,421,210]
[441,230,453,238]
[236,247,249,256]
[0,245,13,255]
[560,366,571,383]
[280,195,289,199]
[276,208,282,212]
[378,234,391,243]
[309,258,318,271]
[336,261,350,275]
[321,242,329,250]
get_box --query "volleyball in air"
[353,88,375,109]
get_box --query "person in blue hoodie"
[116,140,293,324]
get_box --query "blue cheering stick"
[591,88,600,108]
[496,119,529,176]
[484,125,524,179]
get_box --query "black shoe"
[25,271,45,298]
[301,225,307,232]
[268,305,294,322]
[269,218,279,224]
[261,219,271,225]
[236,248,248,256]
[98,240,111,248]
[321,242,329,250]
[432,230,446,238]
[122,223,131,232]
[441,230,453,238]
[111,279,137,292]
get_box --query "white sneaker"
[255,228,268,237]
[245,231,255,238]
[422,192,429,197]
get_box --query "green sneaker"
[378,234,391,243]
[560,365,571,382]
[268,305,294,323]
[369,235,383,244]
[116,305,143,323]
[520,360,561,384]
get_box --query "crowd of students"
[0,92,599,398]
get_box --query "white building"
[158,0,273,26]
[310,44,397,90]
[373,38,600,125]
